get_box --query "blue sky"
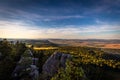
[0,0,120,39]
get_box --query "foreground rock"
[42,52,71,79]
[12,50,39,80]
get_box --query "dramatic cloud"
[0,0,120,39]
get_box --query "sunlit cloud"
[0,20,119,39]
[0,20,39,39]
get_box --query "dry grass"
[102,44,120,49]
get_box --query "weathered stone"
[12,49,39,80]
[42,52,71,79]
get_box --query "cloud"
[0,20,42,38]
[0,7,84,22]
[0,0,120,39]
[42,15,83,21]
[0,20,119,39]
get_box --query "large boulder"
[42,52,71,79]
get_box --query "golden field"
[33,47,58,50]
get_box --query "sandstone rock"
[12,49,39,80]
[42,52,71,79]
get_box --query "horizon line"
[0,37,120,40]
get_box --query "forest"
[0,39,120,80]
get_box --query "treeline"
[0,39,27,80]
[56,46,120,69]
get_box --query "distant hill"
[49,39,120,49]
[23,40,58,47]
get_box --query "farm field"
[49,39,120,49]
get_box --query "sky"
[0,0,120,39]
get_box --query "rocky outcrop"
[42,52,71,79]
[12,49,39,80]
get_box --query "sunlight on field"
[26,44,32,48]
[33,47,58,50]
